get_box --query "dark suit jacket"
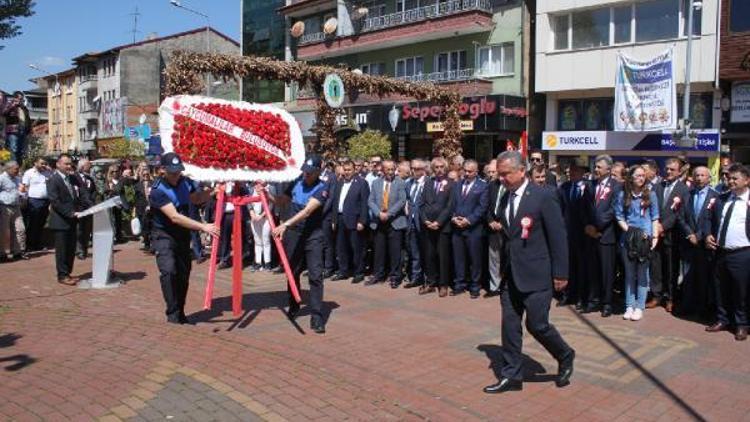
[586,177,622,245]
[331,176,369,230]
[559,180,593,244]
[74,172,96,207]
[47,171,88,231]
[486,180,505,223]
[499,181,568,292]
[657,180,690,236]
[451,177,489,235]
[134,179,154,216]
[419,177,455,234]
[321,173,337,221]
[679,186,719,242]
[405,177,427,230]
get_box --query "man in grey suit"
[367,160,408,288]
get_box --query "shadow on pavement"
[570,308,708,422]
[477,344,556,384]
[188,291,340,334]
[74,270,147,283]
[0,333,37,372]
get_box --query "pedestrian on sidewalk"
[149,153,218,324]
[249,181,273,271]
[21,157,50,252]
[0,161,28,262]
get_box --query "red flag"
[506,140,516,151]
[519,131,528,160]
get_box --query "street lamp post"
[676,1,702,148]
[169,0,211,96]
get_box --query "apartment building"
[71,28,241,155]
[275,0,530,162]
[536,0,721,162]
[719,0,750,162]
[41,69,78,154]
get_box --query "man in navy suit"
[676,166,718,317]
[483,151,574,394]
[367,160,407,288]
[705,163,750,341]
[419,157,455,297]
[331,159,370,283]
[403,159,427,289]
[583,155,622,317]
[647,158,690,313]
[450,159,488,298]
[557,160,592,307]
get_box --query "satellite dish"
[323,17,338,35]
[290,21,305,38]
[53,82,61,95]
[353,7,369,19]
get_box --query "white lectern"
[76,197,123,289]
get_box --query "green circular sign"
[323,74,345,108]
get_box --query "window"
[613,5,632,44]
[558,98,614,131]
[730,0,750,32]
[682,0,701,36]
[477,43,515,76]
[571,8,610,49]
[635,0,679,42]
[361,62,385,75]
[553,14,570,50]
[395,56,423,77]
[396,0,418,12]
[435,50,467,73]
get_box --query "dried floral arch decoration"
[164,51,463,160]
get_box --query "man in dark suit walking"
[450,159,488,298]
[47,154,90,285]
[367,160,407,288]
[705,163,750,341]
[648,157,690,313]
[558,160,592,307]
[418,157,455,297]
[483,151,574,394]
[331,159,370,283]
[677,166,719,317]
[583,155,622,317]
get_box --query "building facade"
[536,0,721,163]
[275,0,530,162]
[242,0,287,103]
[72,28,241,156]
[719,0,750,162]
[42,69,79,154]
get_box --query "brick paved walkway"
[1,242,748,421]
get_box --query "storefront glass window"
[558,99,614,131]
[242,0,285,103]
[730,0,750,32]
[572,8,610,49]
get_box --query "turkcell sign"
[542,131,606,151]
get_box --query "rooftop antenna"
[129,6,142,42]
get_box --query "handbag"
[625,227,651,263]
[130,216,142,236]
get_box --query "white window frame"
[476,43,515,77]
[435,50,468,74]
[394,56,423,77]
[361,62,385,76]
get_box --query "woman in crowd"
[105,164,124,243]
[614,165,660,321]
[134,163,154,253]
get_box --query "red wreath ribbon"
[521,216,533,239]
[203,185,301,317]
[671,196,682,211]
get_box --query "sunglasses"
[530,157,543,162]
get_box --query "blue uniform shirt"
[284,176,328,232]
[149,176,197,237]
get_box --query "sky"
[0,0,241,92]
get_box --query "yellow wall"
[46,72,79,154]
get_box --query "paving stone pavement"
[0,242,749,421]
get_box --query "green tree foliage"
[107,138,145,159]
[346,129,391,160]
[0,0,35,50]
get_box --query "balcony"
[80,106,99,121]
[80,75,98,90]
[295,0,493,60]
[395,68,477,83]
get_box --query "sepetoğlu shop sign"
[391,95,527,133]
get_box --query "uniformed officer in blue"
[149,152,219,324]
[272,155,330,334]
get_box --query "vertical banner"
[614,48,677,132]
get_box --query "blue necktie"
[693,190,702,217]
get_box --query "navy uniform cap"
[161,152,185,173]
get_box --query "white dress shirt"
[22,167,50,199]
[506,178,529,223]
[338,179,353,213]
[719,189,750,249]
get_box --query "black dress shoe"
[470,291,480,299]
[217,261,231,270]
[601,305,613,318]
[575,302,584,311]
[75,253,86,261]
[322,270,334,279]
[556,350,575,388]
[390,281,401,289]
[483,290,500,298]
[449,289,465,296]
[364,277,382,286]
[178,315,196,325]
[403,281,422,289]
[331,274,350,281]
[352,275,364,284]
[483,378,522,394]
[311,323,326,334]
[582,303,600,314]
[195,256,208,264]
[14,253,31,261]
